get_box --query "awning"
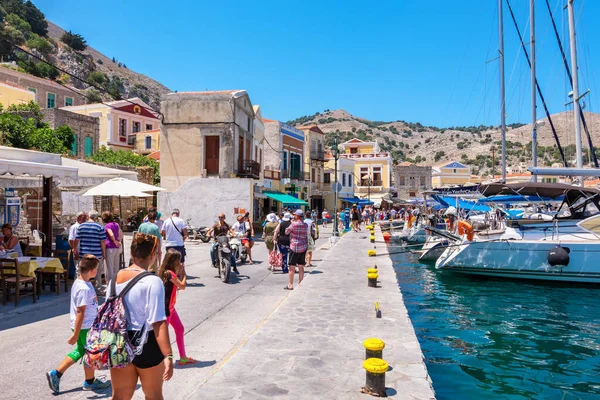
[432,195,491,212]
[0,158,78,179]
[264,191,308,205]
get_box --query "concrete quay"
[190,227,436,399]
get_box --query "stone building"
[41,108,99,158]
[158,90,263,227]
[298,125,327,213]
[0,66,85,109]
[393,162,432,199]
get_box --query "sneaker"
[177,357,199,366]
[46,370,60,394]
[233,267,240,274]
[82,378,111,391]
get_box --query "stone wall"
[393,165,432,199]
[158,177,253,227]
[41,108,99,157]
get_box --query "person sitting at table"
[0,223,23,257]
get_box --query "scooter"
[212,236,233,283]
[126,215,139,231]
[229,234,248,264]
[185,218,211,243]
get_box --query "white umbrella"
[81,177,165,197]
[81,177,164,220]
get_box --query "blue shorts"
[166,246,186,263]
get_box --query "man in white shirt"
[161,209,188,268]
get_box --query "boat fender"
[548,245,570,267]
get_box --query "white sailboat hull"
[436,239,600,283]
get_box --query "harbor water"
[390,244,600,400]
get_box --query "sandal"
[284,286,293,290]
[177,357,198,366]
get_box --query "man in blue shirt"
[74,210,106,294]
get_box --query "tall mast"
[499,0,506,183]
[567,0,584,185]
[530,0,537,182]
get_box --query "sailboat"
[435,0,600,283]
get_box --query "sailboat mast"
[499,0,506,183]
[567,0,584,185]
[530,0,537,182]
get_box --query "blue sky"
[35,0,600,128]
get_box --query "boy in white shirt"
[46,255,110,394]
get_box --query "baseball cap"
[294,209,304,217]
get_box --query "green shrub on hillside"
[6,13,31,32]
[87,70,107,86]
[61,30,87,51]
[26,33,52,56]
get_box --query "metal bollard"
[363,338,385,359]
[368,271,378,287]
[362,358,389,397]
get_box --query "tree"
[23,0,47,36]
[87,70,107,86]
[61,30,87,51]
[89,147,160,184]
[26,33,52,57]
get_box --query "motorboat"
[435,183,600,283]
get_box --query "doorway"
[205,136,220,175]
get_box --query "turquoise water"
[390,245,600,400]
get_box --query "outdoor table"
[28,243,42,257]
[16,257,65,277]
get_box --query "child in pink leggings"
[159,249,198,366]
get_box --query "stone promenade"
[190,227,436,399]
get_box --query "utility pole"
[568,0,584,186]
[332,136,340,236]
[499,0,507,183]
[530,0,537,182]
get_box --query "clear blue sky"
[35,0,600,128]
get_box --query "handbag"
[269,247,283,269]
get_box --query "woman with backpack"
[107,233,173,399]
[273,212,292,274]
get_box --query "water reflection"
[391,245,600,400]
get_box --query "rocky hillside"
[0,1,170,110]
[288,109,600,176]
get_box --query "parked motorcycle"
[185,218,211,242]
[229,234,248,263]
[126,215,139,231]
[213,236,232,283]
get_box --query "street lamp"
[332,136,340,237]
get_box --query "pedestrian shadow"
[54,382,122,398]
[230,274,251,284]
[186,282,205,287]
[175,360,217,370]
[309,270,323,275]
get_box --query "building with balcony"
[131,128,160,155]
[298,125,326,213]
[339,138,392,205]
[393,162,432,199]
[0,66,85,109]
[158,90,264,227]
[62,97,160,151]
[324,154,356,211]
[263,120,310,210]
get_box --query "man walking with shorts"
[162,209,187,273]
[284,209,308,290]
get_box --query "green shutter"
[47,93,55,108]
[70,136,77,156]
[84,137,93,157]
[65,97,73,106]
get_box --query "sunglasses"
[218,216,225,219]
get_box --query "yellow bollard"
[367,268,378,274]
[370,235,375,243]
[363,338,385,359]
[367,249,376,257]
[367,272,378,287]
[362,358,389,397]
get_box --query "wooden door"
[238,136,244,170]
[205,136,220,175]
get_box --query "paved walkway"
[190,227,436,399]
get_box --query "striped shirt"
[76,222,106,259]
[285,220,308,253]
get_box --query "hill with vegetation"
[287,109,600,176]
[0,0,170,109]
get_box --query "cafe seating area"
[0,241,71,307]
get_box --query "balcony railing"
[310,149,325,160]
[238,160,261,179]
[282,170,310,181]
[264,169,281,180]
[359,180,383,187]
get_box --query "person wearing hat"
[283,209,308,290]
[273,212,292,274]
[263,213,279,270]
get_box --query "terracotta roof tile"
[147,151,160,161]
